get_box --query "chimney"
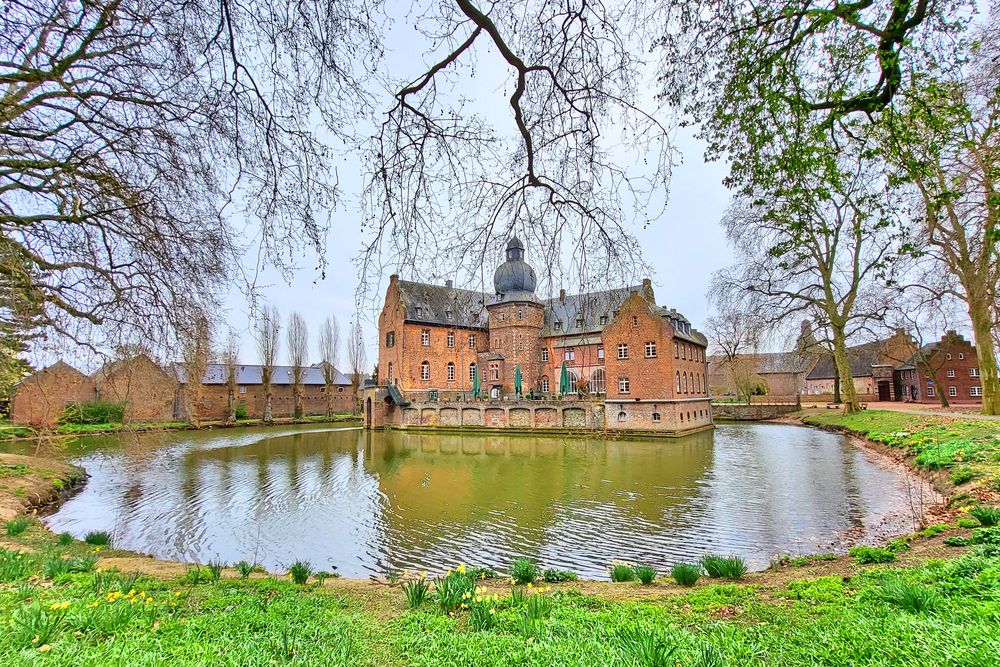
[445,279,453,288]
[641,278,654,301]
[559,288,566,302]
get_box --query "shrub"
[887,537,911,552]
[5,516,30,536]
[617,627,678,667]
[84,530,111,546]
[435,569,475,613]
[510,558,539,585]
[881,580,941,613]
[57,532,73,546]
[670,563,701,587]
[970,527,1000,545]
[944,536,970,547]
[956,517,979,529]
[634,565,657,585]
[61,400,125,425]
[467,566,496,580]
[288,560,312,585]
[969,505,1000,527]
[610,561,636,582]
[971,543,1000,557]
[950,466,976,485]
[234,403,249,419]
[849,546,897,564]
[701,554,748,579]
[542,568,578,583]
[402,578,430,609]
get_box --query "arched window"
[387,362,393,384]
[447,362,455,382]
[676,371,681,393]
[420,361,430,380]
[469,363,477,382]
[683,372,688,393]
[702,373,706,394]
[590,368,606,394]
[569,370,580,392]
[617,410,627,422]
[696,373,701,393]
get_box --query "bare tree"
[256,306,280,424]
[1,0,381,348]
[704,288,767,402]
[224,331,240,423]
[716,141,905,413]
[287,312,308,419]
[318,315,341,417]
[179,314,212,426]
[346,319,367,414]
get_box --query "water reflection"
[22,424,924,578]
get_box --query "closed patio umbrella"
[514,365,522,397]
[472,366,480,398]
[559,362,570,395]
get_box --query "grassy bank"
[0,415,360,441]
[802,410,1000,500]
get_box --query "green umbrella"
[472,364,480,398]
[559,362,570,395]
[514,365,522,397]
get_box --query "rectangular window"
[415,306,423,317]
[970,368,980,377]
[576,317,584,328]
[970,386,982,397]
[518,308,524,320]
[469,364,477,382]
[674,342,679,358]
[421,329,429,346]
[644,341,656,358]
[618,377,630,394]
[490,365,499,381]
[385,331,396,347]
[599,315,608,325]
[541,377,550,393]
[949,386,957,397]
[447,331,455,348]
[598,347,605,359]
[681,344,686,360]
[947,369,956,378]
[239,386,247,394]
[447,365,455,381]
[469,334,476,349]
[564,349,575,361]
[631,315,638,327]
[554,321,562,331]
[541,348,549,362]
[420,364,430,380]
[928,386,936,397]
[617,343,628,359]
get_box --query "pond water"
[7,423,926,578]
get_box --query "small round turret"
[493,236,537,300]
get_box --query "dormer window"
[415,306,423,317]
[555,321,562,331]
[599,315,608,325]
[445,309,452,320]
[576,317,584,328]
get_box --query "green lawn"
[1,539,999,666]
[803,410,1000,492]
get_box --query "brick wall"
[181,382,355,421]
[898,334,983,403]
[486,301,544,394]
[96,355,177,423]
[11,361,98,427]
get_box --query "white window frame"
[447,331,455,348]
[541,348,549,362]
[947,369,956,378]
[469,334,476,349]
[469,363,477,382]
[970,386,982,397]
[598,347,605,359]
[541,377,550,393]
[617,343,628,359]
[420,362,430,380]
[618,377,630,394]
[948,386,957,397]
[958,352,964,360]
[239,386,247,394]
[970,368,980,377]
[564,349,575,361]
[927,385,936,397]
[421,329,429,346]
[644,341,656,358]
[447,363,455,382]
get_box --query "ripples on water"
[15,423,924,578]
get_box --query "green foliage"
[886,537,911,553]
[182,566,211,585]
[922,524,951,538]
[234,560,256,579]
[207,559,225,582]
[634,565,657,585]
[434,569,475,613]
[0,547,34,581]
[956,517,980,529]
[42,553,96,578]
[84,530,111,546]
[523,593,552,621]
[288,560,312,585]
[775,553,839,567]
[402,578,430,609]
[701,555,748,579]
[950,465,976,485]
[467,566,496,580]
[617,627,678,667]
[12,603,68,648]
[234,402,249,419]
[944,536,970,547]
[969,505,1000,527]
[610,561,636,582]
[5,516,30,536]
[880,580,941,613]
[970,527,1000,545]
[509,558,539,584]
[849,546,897,564]
[541,568,578,583]
[671,563,702,586]
[468,594,498,631]
[314,570,338,584]
[783,577,845,604]
[61,400,125,425]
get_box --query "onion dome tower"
[486,236,545,397]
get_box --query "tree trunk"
[936,381,949,408]
[833,366,841,405]
[968,298,1000,415]
[830,328,860,412]
[226,385,236,424]
[263,380,273,423]
[292,382,303,419]
[325,381,334,417]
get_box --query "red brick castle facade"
[365,237,712,434]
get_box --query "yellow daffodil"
[173,591,181,597]
[89,600,100,608]
[456,564,466,574]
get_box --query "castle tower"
[485,237,544,397]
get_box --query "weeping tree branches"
[361,0,670,300]
[1,0,379,347]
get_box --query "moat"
[5,423,927,578]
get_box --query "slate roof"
[397,280,489,329]
[174,363,351,386]
[708,352,811,375]
[806,339,895,380]
[542,286,641,337]
[92,354,171,384]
